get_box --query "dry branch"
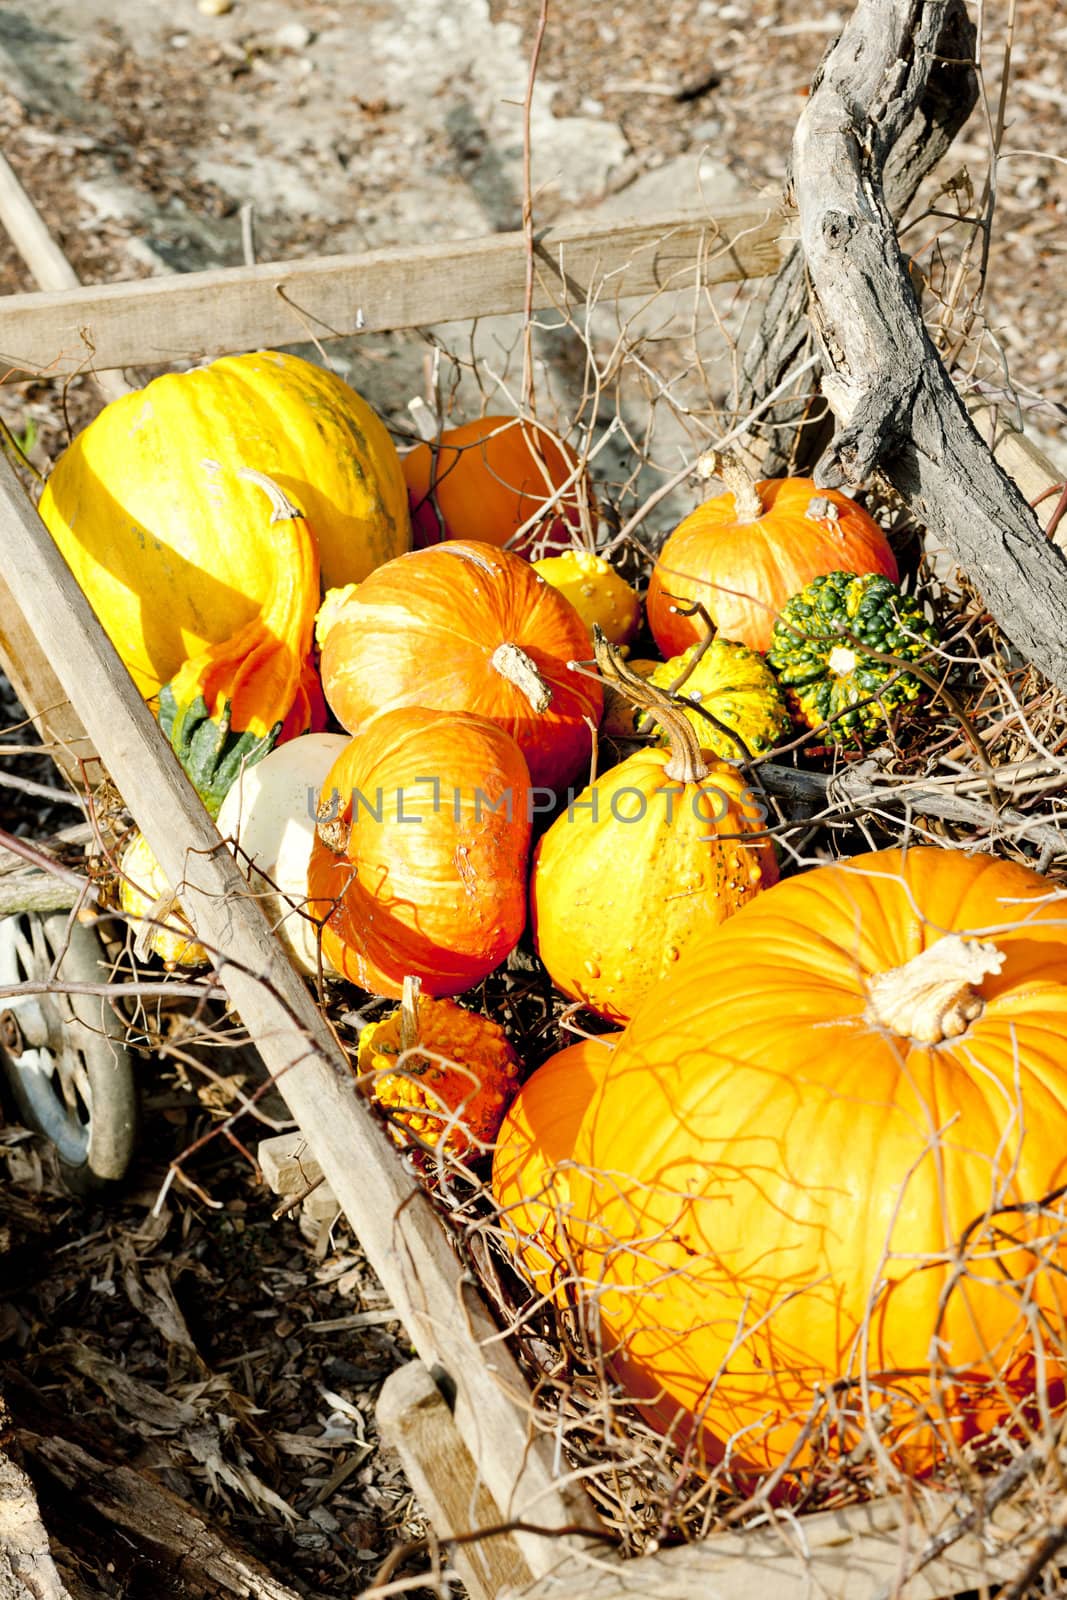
[0,1438,72,1600]
[734,0,979,475]
[793,0,1067,692]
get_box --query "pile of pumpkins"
[40,350,1067,1484]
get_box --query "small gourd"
[358,981,520,1159]
[532,550,640,647]
[642,639,790,760]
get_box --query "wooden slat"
[0,565,99,785]
[969,399,1065,543]
[0,205,789,382]
[377,1361,535,1600]
[0,150,129,402]
[516,1490,1034,1600]
[0,445,601,1578]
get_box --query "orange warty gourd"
[530,635,777,1022]
[39,350,410,698]
[570,846,1067,1478]
[647,465,897,656]
[492,1033,617,1300]
[403,415,592,558]
[307,709,532,998]
[359,984,520,1160]
[318,541,603,793]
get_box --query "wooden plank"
[0,445,601,1577]
[0,150,129,402]
[0,204,789,382]
[517,1491,1034,1600]
[969,399,1065,543]
[377,1361,536,1600]
[0,565,99,786]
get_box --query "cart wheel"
[0,910,137,1193]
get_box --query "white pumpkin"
[216,733,350,977]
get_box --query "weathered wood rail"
[0,198,1062,1599]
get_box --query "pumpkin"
[215,732,350,977]
[641,639,790,760]
[403,415,593,558]
[530,633,778,1023]
[307,708,532,998]
[39,349,411,699]
[118,832,208,969]
[319,541,603,793]
[532,550,640,648]
[158,472,326,816]
[646,463,897,656]
[570,845,1067,1477]
[358,981,520,1160]
[766,571,938,743]
[492,1033,617,1300]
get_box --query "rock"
[197,0,233,14]
[275,22,314,50]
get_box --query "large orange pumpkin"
[307,709,532,998]
[319,542,603,793]
[647,471,897,656]
[492,1034,617,1300]
[403,415,592,558]
[530,636,778,1022]
[571,846,1067,1478]
[39,350,411,698]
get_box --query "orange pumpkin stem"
[592,628,709,783]
[705,449,764,525]
[490,642,553,712]
[865,933,1005,1045]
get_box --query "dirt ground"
[1,2,1066,1597]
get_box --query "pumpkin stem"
[704,449,764,525]
[235,466,304,522]
[400,974,428,1073]
[592,627,710,783]
[491,643,553,712]
[865,933,1005,1046]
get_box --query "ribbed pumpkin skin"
[39,351,411,697]
[320,542,603,792]
[571,847,1067,1477]
[492,1035,617,1299]
[403,415,588,558]
[530,748,778,1022]
[647,478,897,656]
[307,709,532,998]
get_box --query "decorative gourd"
[118,832,208,969]
[358,981,520,1159]
[319,541,603,793]
[570,846,1067,1477]
[215,732,350,977]
[646,462,897,656]
[158,472,326,816]
[766,571,938,743]
[492,1033,617,1299]
[307,709,532,998]
[39,350,411,698]
[530,634,778,1022]
[403,415,592,558]
[641,639,790,759]
[532,551,640,647]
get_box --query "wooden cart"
[0,199,1063,1600]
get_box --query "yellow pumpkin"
[118,832,208,969]
[532,551,641,648]
[39,350,411,698]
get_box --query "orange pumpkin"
[319,541,603,793]
[530,636,778,1022]
[403,415,593,557]
[492,1034,617,1300]
[307,709,531,998]
[647,469,897,656]
[571,846,1067,1478]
